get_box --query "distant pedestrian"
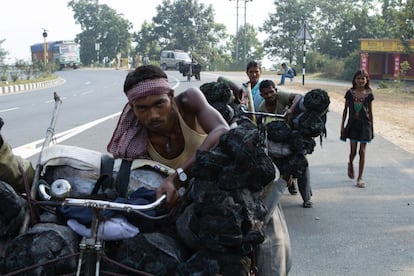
[245,60,264,110]
[142,55,150,65]
[340,69,374,188]
[277,63,295,85]
[216,60,264,110]
[116,53,121,70]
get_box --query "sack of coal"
[0,180,26,238]
[2,223,79,275]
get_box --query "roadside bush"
[321,58,344,79]
[341,50,360,80]
[378,81,391,89]
[1,65,8,81]
[304,50,331,73]
[11,74,18,82]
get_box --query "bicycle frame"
[241,106,287,153]
[37,181,166,276]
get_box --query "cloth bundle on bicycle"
[57,187,160,236]
[40,144,114,198]
[39,145,170,238]
[67,215,139,240]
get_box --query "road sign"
[296,25,313,40]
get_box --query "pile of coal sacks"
[200,81,243,125]
[268,88,330,178]
[175,121,276,275]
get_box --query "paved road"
[278,84,414,276]
[210,71,414,275]
[3,70,413,275]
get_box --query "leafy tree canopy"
[148,0,236,68]
[0,39,8,65]
[68,0,133,65]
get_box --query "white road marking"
[0,107,20,113]
[9,77,179,158]
[80,90,94,95]
[12,112,121,159]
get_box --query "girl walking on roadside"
[340,69,374,188]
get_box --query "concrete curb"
[0,77,65,95]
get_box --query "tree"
[310,0,381,58]
[261,0,316,64]
[150,0,230,69]
[380,0,400,37]
[0,39,8,65]
[153,0,214,51]
[395,0,414,53]
[133,21,162,65]
[261,0,403,67]
[68,0,133,65]
[232,24,264,67]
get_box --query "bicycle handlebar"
[241,106,287,119]
[62,196,166,212]
[38,181,166,213]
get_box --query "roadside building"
[360,38,414,81]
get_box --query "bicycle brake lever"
[38,182,51,201]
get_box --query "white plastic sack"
[67,215,139,240]
[267,140,292,159]
[40,144,104,172]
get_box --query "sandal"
[303,200,313,208]
[356,179,365,188]
[288,184,298,195]
[348,162,354,179]
[287,177,298,195]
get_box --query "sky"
[0,0,275,64]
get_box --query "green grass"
[0,74,58,87]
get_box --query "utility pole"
[230,0,253,66]
[302,23,306,86]
[243,0,253,65]
[42,29,48,68]
[235,0,239,64]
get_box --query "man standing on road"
[259,80,314,208]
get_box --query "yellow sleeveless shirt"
[147,105,207,169]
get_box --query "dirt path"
[280,82,414,155]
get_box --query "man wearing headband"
[108,65,229,205]
[258,80,314,208]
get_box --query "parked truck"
[30,40,80,70]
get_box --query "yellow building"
[360,39,414,80]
